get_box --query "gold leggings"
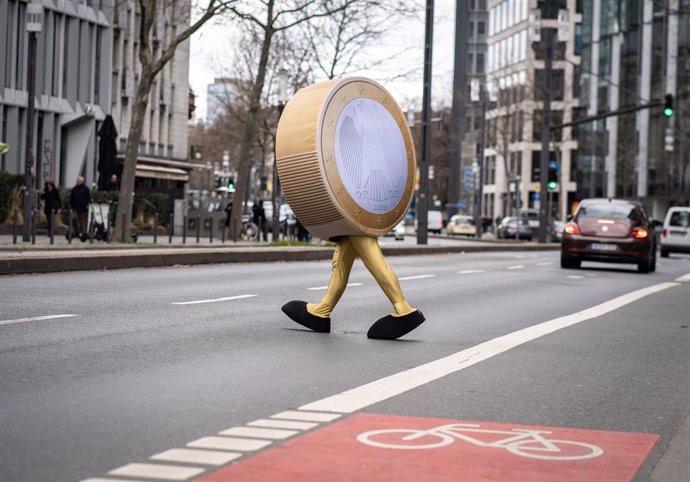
[306,235,415,318]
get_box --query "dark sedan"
[561,198,656,273]
[497,217,532,240]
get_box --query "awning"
[135,163,189,182]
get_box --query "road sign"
[197,413,659,482]
[464,165,473,191]
[455,200,465,210]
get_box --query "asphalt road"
[1,250,689,482]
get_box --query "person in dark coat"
[40,181,61,236]
[69,176,91,238]
[105,174,119,191]
[252,199,267,241]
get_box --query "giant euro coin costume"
[276,77,425,340]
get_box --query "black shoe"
[367,310,425,340]
[281,300,330,333]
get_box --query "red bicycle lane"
[196,413,658,482]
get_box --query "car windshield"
[455,218,472,225]
[577,203,636,221]
[669,211,689,228]
[520,211,539,220]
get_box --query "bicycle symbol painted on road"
[357,423,605,461]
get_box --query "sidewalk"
[0,234,560,276]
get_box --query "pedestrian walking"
[224,199,233,228]
[40,181,61,236]
[69,176,91,240]
[105,174,119,191]
[252,199,267,241]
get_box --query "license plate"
[590,243,619,252]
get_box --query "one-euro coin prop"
[276,77,416,241]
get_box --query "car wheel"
[660,249,669,258]
[561,255,580,269]
[638,258,652,274]
[650,255,656,273]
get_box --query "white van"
[414,211,444,234]
[660,207,690,257]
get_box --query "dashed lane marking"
[187,436,271,452]
[172,295,257,305]
[0,314,79,326]
[537,262,553,266]
[271,410,341,422]
[458,269,484,274]
[566,275,584,279]
[247,419,318,430]
[150,449,241,466]
[398,274,435,281]
[675,272,690,283]
[219,426,298,440]
[308,283,362,291]
[108,463,204,480]
[507,265,524,270]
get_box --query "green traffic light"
[664,107,673,117]
[548,181,558,190]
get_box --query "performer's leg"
[281,237,356,333]
[348,235,425,339]
[306,237,357,318]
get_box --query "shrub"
[0,170,24,223]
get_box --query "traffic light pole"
[417,0,434,245]
[23,30,37,242]
[537,28,553,244]
[550,101,666,131]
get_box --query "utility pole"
[473,86,486,231]
[23,2,42,242]
[417,0,434,245]
[537,27,553,244]
[447,0,469,222]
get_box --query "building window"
[469,21,475,41]
[63,17,70,98]
[5,1,15,88]
[15,1,26,90]
[1,108,6,170]
[476,52,485,74]
[477,21,486,41]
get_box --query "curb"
[0,244,560,276]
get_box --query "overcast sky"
[188,0,457,121]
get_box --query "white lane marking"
[109,463,204,480]
[81,479,149,482]
[271,410,341,422]
[247,419,318,430]
[537,262,553,266]
[507,265,524,270]
[566,275,584,279]
[151,448,241,466]
[458,270,484,274]
[219,426,298,440]
[300,281,680,414]
[675,273,690,283]
[172,294,256,305]
[0,314,79,326]
[515,255,527,259]
[187,436,271,452]
[307,282,362,291]
[398,274,435,281]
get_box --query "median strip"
[0,314,79,326]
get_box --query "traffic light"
[260,176,267,191]
[547,161,559,190]
[664,94,673,117]
[228,175,235,191]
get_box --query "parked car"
[414,211,443,234]
[551,220,565,242]
[560,198,656,273]
[448,215,477,237]
[386,221,406,241]
[660,206,690,257]
[497,217,532,240]
[519,208,540,234]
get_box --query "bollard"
[182,216,187,244]
[31,210,37,245]
[196,215,201,243]
[209,217,214,244]
[49,211,55,245]
[153,213,159,244]
[169,213,173,244]
[221,221,226,243]
[68,211,73,244]
[13,208,18,244]
[121,214,126,242]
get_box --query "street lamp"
[23,1,42,242]
[272,70,288,242]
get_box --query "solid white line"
[307,283,362,291]
[537,262,553,266]
[109,463,204,480]
[81,479,150,482]
[566,275,584,279]
[187,436,271,452]
[458,269,484,274]
[507,265,524,270]
[151,448,241,466]
[172,295,256,305]
[218,426,298,440]
[398,274,435,281]
[247,419,318,430]
[300,281,680,414]
[0,314,79,326]
[675,273,690,283]
[271,410,341,422]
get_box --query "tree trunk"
[229,25,274,241]
[114,73,153,242]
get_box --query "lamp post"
[23,1,42,242]
[272,70,288,242]
[417,0,434,245]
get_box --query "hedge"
[0,170,24,223]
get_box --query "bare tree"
[114,0,233,241]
